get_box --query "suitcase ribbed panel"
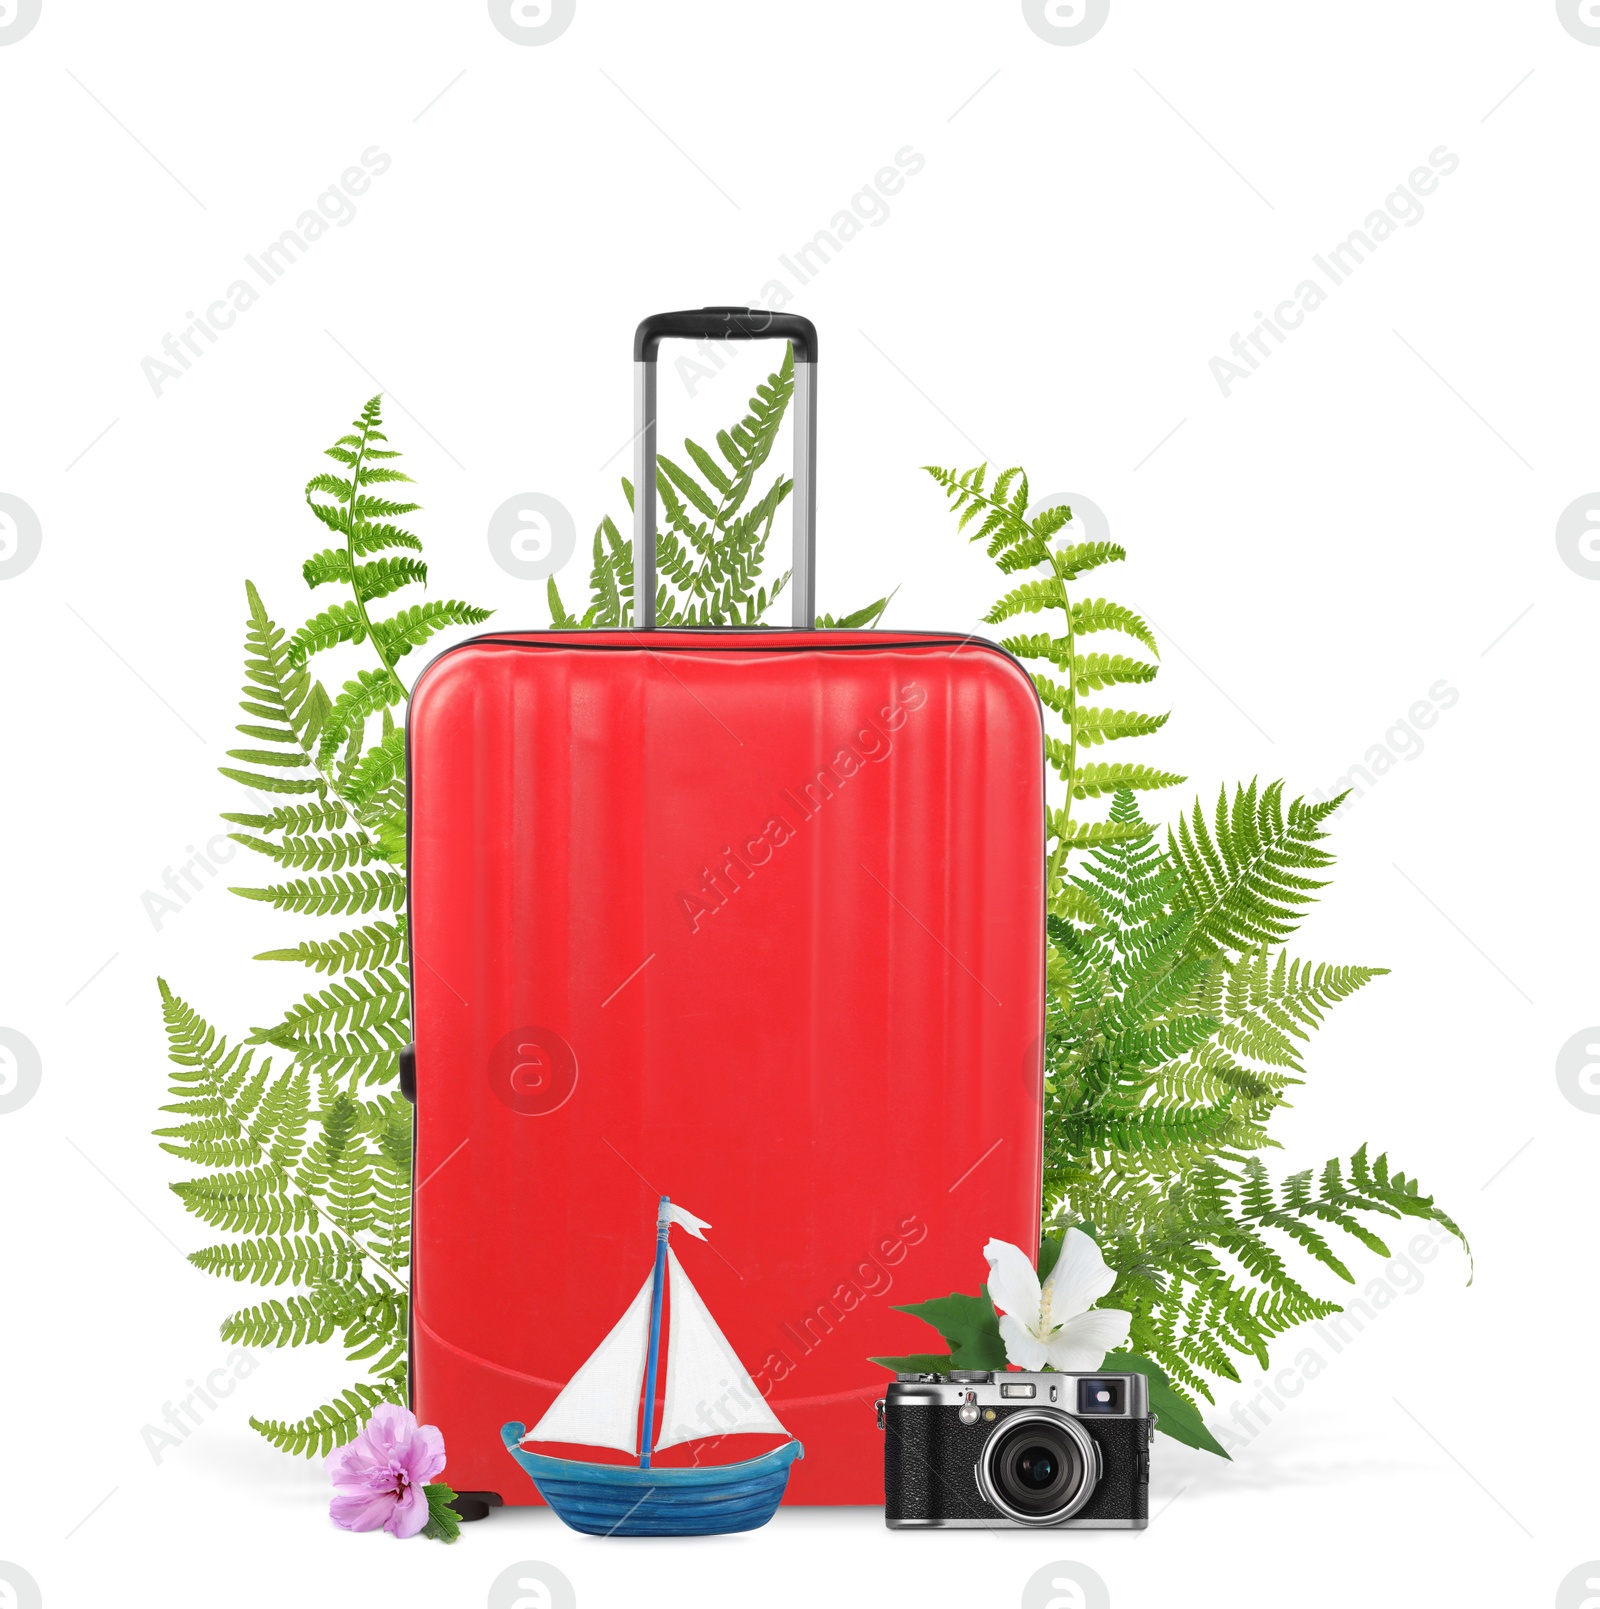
[408,630,1045,1504]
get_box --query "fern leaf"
[1069,599,1159,656]
[1047,809,1152,850]
[189,1231,360,1288]
[1073,653,1160,694]
[1075,707,1171,748]
[985,578,1066,624]
[223,582,328,795]
[1170,782,1338,956]
[547,576,578,627]
[1071,761,1186,800]
[170,1174,319,1235]
[370,600,491,664]
[250,1378,406,1460]
[353,556,427,604]
[228,830,376,873]
[220,1294,341,1348]
[252,969,411,1086]
[254,920,407,974]
[818,591,896,629]
[221,801,347,836]
[343,729,406,811]
[286,602,368,665]
[232,870,406,916]
[1055,540,1126,579]
[318,669,404,766]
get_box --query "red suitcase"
[406,309,1045,1508]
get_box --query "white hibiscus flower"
[984,1229,1132,1371]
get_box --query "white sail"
[654,1249,789,1452]
[523,1270,654,1455]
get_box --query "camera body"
[879,1370,1150,1529]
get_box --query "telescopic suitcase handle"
[632,307,818,629]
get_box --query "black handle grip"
[634,306,818,363]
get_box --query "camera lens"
[980,1412,1100,1524]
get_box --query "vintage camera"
[877,1370,1150,1528]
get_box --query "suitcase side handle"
[633,306,817,630]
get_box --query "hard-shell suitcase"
[406,309,1046,1508]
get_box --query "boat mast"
[639,1194,671,1469]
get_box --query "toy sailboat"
[501,1196,803,1536]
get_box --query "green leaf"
[869,1353,963,1375]
[164,397,498,1475]
[254,919,407,974]
[354,556,428,604]
[890,1290,1008,1369]
[318,669,404,766]
[250,1379,405,1460]
[1169,782,1338,956]
[1103,1351,1230,1458]
[819,589,896,629]
[371,600,492,664]
[1071,761,1186,800]
[1069,598,1159,656]
[1055,540,1127,580]
[287,602,368,665]
[421,1484,462,1543]
[985,578,1065,625]
[231,870,406,916]
[547,576,578,628]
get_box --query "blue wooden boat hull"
[501,1423,803,1536]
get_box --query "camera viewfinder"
[1075,1377,1127,1416]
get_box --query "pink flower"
[325,1404,447,1539]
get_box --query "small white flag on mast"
[664,1202,711,1240]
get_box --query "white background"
[1,2,1595,1606]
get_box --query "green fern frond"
[231,870,406,916]
[985,578,1066,625]
[286,602,368,664]
[1054,541,1126,580]
[1070,761,1187,800]
[1072,653,1160,693]
[818,591,895,629]
[1075,707,1171,748]
[371,600,492,663]
[1170,782,1339,957]
[157,397,502,1469]
[547,576,579,627]
[317,669,405,765]
[171,1170,320,1235]
[228,830,376,872]
[254,920,407,975]
[220,583,330,795]
[342,730,405,814]
[1036,785,1468,1407]
[1069,599,1158,656]
[351,556,428,604]
[1047,811,1152,852]
[1061,1102,1236,1153]
[221,801,347,836]
[250,1378,406,1460]
[220,1293,341,1348]
[252,970,411,1087]
[306,492,423,535]
[189,1232,361,1288]
[1045,744,1184,795]
[254,969,410,1042]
